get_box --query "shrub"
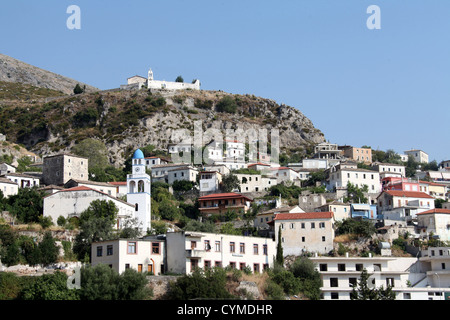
[216,96,237,113]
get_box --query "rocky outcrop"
[0,53,97,95]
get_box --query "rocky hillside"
[0,86,325,167]
[0,53,97,95]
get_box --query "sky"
[1,1,449,163]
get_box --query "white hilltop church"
[121,68,200,91]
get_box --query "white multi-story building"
[404,149,429,164]
[165,231,276,274]
[91,237,165,275]
[3,172,39,188]
[416,209,450,241]
[167,166,198,185]
[144,156,170,169]
[312,247,450,300]
[371,162,406,178]
[274,211,335,255]
[327,164,381,193]
[199,171,222,194]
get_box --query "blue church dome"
[132,149,144,159]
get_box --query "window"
[96,246,103,257]
[311,222,315,229]
[319,222,325,229]
[127,242,137,254]
[239,263,246,270]
[331,292,339,300]
[322,236,326,242]
[230,242,235,253]
[349,278,357,287]
[240,243,245,254]
[253,244,259,255]
[263,244,268,255]
[330,278,338,287]
[386,278,395,287]
[338,264,346,271]
[290,223,295,229]
[229,262,236,269]
[320,264,328,271]
[205,240,211,251]
[302,236,305,242]
[253,264,260,273]
[125,264,130,269]
[301,223,305,229]
[204,260,211,269]
[356,264,363,271]
[215,241,221,252]
[152,242,160,254]
[107,245,113,256]
[403,293,411,300]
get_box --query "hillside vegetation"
[0,86,325,167]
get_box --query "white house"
[416,209,450,241]
[91,237,165,275]
[274,211,335,256]
[3,173,39,188]
[109,181,127,197]
[150,163,190,182]
[167,166,198,185]
[43,186,135,228]
[254,205,305,230]
[144,156,170,169]
[269,167,300,185]
[0,177,18,197]
[371,162,406,178]
[404,149,429,164]
[165,231,276,274]
[327,164,381,193]
[199,171,222,194]
[0,163,16,175]
[318,201,351,221]
[64,179,117,198]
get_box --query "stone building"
[42,154,88,186]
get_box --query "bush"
[216,96,237,113]
[265,280,285,300]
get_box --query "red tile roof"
[383,190,434,199]
[198,192,252,201]
[417,209,450,215]
[274,212,334,220]
[109,181,127,186]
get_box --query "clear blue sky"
[1,1,449,163]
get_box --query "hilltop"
[0,53,97,95]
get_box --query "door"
[138,264,143,273]
[147,264,153,274]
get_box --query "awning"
[351,204,371,211]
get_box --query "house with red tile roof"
[416,209,450,241]
[273,211,335,255]
[377,190,435,225]
[198,192,253,216]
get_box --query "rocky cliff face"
[0,53,97,95]
[0,87,325,167]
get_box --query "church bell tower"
[126,149,151,233]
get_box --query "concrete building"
[167,166,198,185]
[254,205,304,230]
[235,173,275,193]
[121,68,200,91]
[199,171,222,194]
[198,192,253,216]
[274,211,335,255]
[42,154,88,186]
[377,190,435,225]
[371,162,406,178]
[339,146,372,164]
[0,177,18,197]
[416,209,450,241]
[318,201,351,221]
[43,186,135,228]
[0,163,16,175]
[327,163,381,194]
[150,163,190,182]
[298,192,327,212]
[144,156,170,169]
[91,237,165,275]
[64,179,117,197]
[404,149,429,164]
[3,172,39,188]
[165,231,276,274]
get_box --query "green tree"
[73,83,84,94]
[351,268,395,300]
[344,182,368,204]
[276,226,283,266]
[175,75,184,83]
[167,267,235,300]
[335,218,376,238]
[216,96,237,113]
[8,187,45,223]
[72,200,118,261]
[38,232,59,266]
[221,173,240,192]
[72,138,109,170]
[79,264,151,300]
[19,272,80,300]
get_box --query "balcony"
[186,249,206,258]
